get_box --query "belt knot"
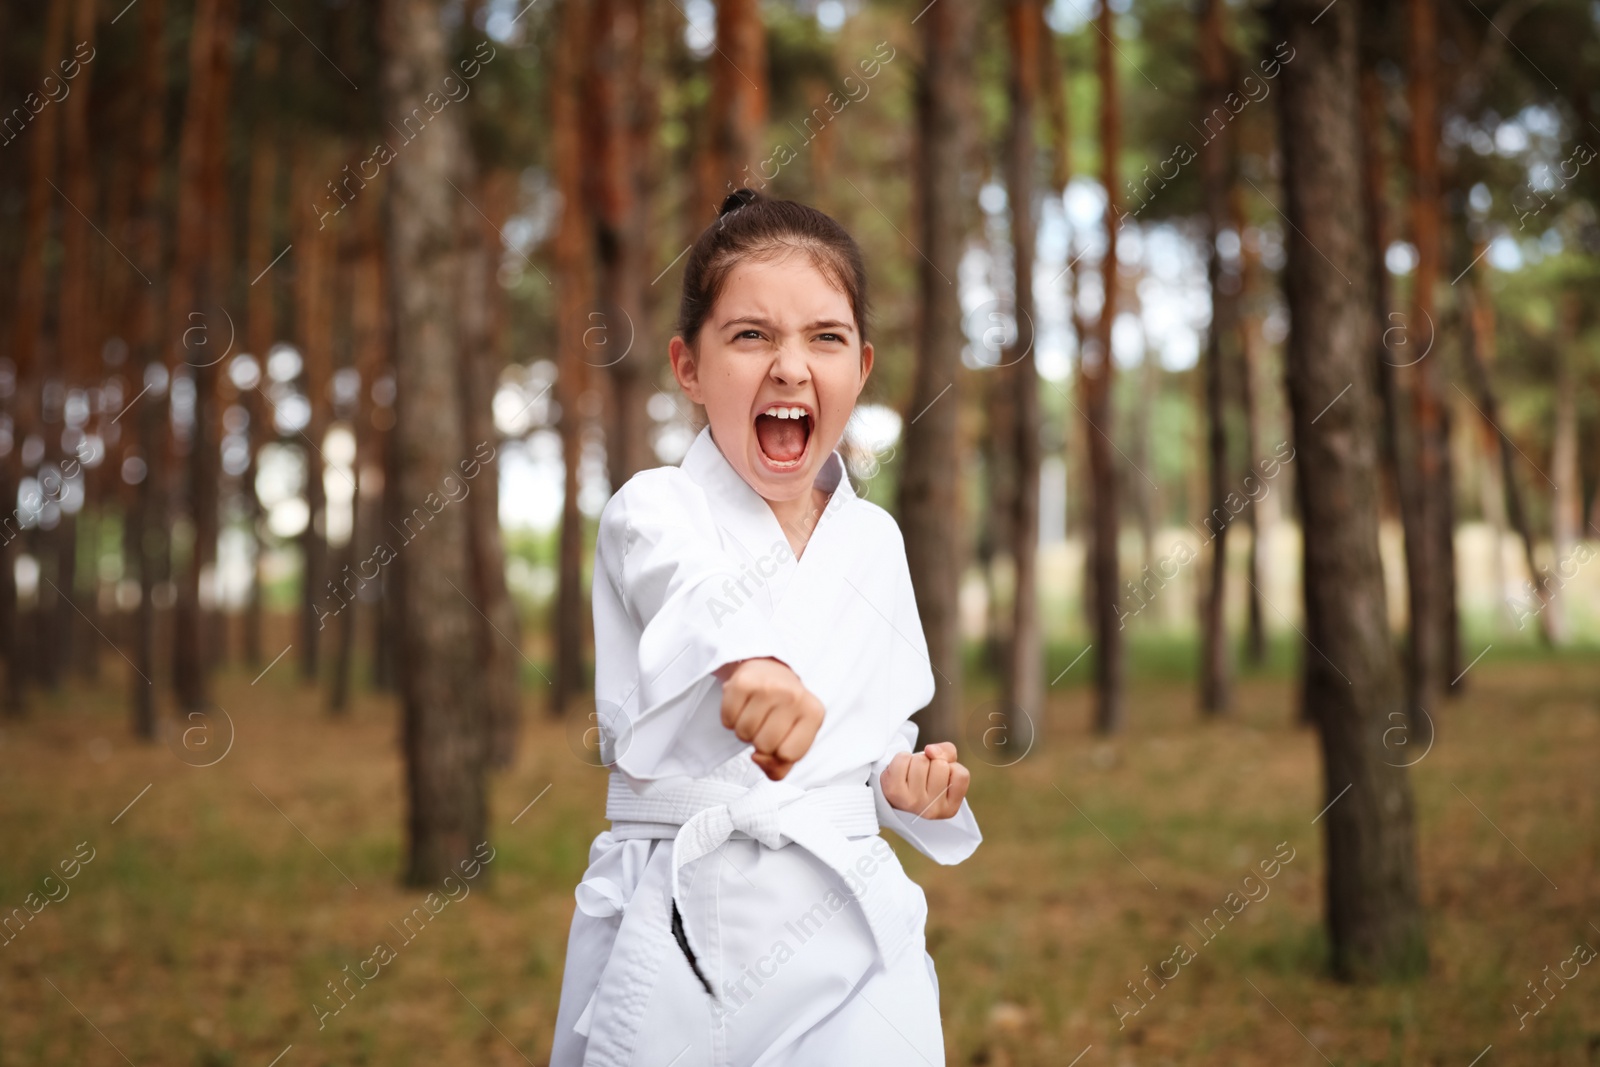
[684,778,800,852]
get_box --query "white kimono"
[550,425,982,1067]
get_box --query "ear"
[857,340,875,393]
[670,336,704,404]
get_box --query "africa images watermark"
[1513,936,1596,1031]
[313,440,497,630]
[1,841,97,950]
[310,39,498,230]
[709,836,898,1025]
[1115,440,1296,629]
[1,40,96,148]
[312,840,497,1030]
[1111,840,1298,1030]
[712,40,896,212]
[1510,140,1595,231]
[1117,40,1296,225]
[1507,538,1594,631]
[707,539,795,628]
[1,433,99,545]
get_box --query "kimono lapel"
[768,454,857,614]
[678,425,855,612]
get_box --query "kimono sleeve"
[870,720,982,864]
[596,472,793,779]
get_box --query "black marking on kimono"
[670,899,715,997]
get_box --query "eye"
[816,332,845,344]
[735,329,764,341]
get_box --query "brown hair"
[676,189,871,348]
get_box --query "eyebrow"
[720,317,855,334]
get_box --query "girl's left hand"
[880,742,970,820]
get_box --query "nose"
[769,338,810,387]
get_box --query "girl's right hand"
[715,658,825,780]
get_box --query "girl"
[550,190,981,1067]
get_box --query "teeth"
[762,406,807,420]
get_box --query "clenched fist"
[880,742,970,820]
[714,658,825,781]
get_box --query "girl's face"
[670,252,874,504]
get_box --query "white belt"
[604,772,916,973]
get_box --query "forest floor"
[1,633,1597,1066]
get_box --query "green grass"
[1,629,1597,1064]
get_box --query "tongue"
[756,415,807,463]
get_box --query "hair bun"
[718,188,761,217]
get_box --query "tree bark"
[168,0,239,712]
[1197,0,1237,715]
[1130,326,1156,581]
[370,233,400,696]
[458,170,523,767]
[241,21,282,671]
[698,0,768,215]
[1232,187,1267,665]
[1358,30,1466,693]
[899,0,973,745]
[1088,0,1125,734]
[587,0,654,488]
[1273,0,1428,980]
[1400,0,1450,713]
[381,0,494,884]
[197,0,238,679]
[293,143,336,688]
[331,197,387,716]
[1002,0,1044,732]
[5,0,73,714]
[550,0,592,718]
[125,0,168,737]
[46,0,101,689]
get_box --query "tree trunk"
[1273,0,1428,980]
[371,240,399,695]
[132,392,164,729]
[200,0,239,679]
[698,0,768,215]
[1002,0,1044,733]
[1473,402,1511,630]
[125,0,168,736]
[550,0,592,718]
[6,0,73,714]
[381,0,494,884]
[981,198,1016,682]
[900,0,974,745]
[1547,294,1581,643]
[0,457,18,716]
[1197,0,1236,715]
[1457,257,1553,642]
[1357,49,1404,557]
[334,198,390,712]
[587,0,654,487]
[373,384,400,693]
[294,144,336,687]
[1232,187,1267,665]
[47,0,101,690]
[241,22,281,671]
[1438,394,1462,686]
[1088,0,1125,734]
[458,171,522,767]
[978,379,1012,682]
[1357,47,1430,696]
[1130,329,1156,581]
[1400,0,1449,713]
[168,0,239,712]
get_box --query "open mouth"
[754,404,812,471]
